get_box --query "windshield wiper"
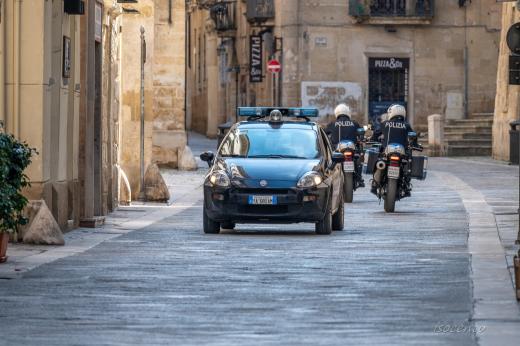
[248,154,309,159]
[220,154,246,158]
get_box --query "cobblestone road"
[0,165,484,346]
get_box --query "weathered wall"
[152,0,187,167]
[279,0,500,126]
[120,0,155,199]
[493,3,519,161]
[2,0,82,230]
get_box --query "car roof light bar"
[237,107,319,119]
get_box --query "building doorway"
[368,57,409,128]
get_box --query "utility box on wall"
[246,0,275,22]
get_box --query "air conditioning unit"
[64,0,85,15]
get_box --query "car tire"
[203,204,221,234]
[332,193,344,231]
[315,199,333,235]
[221,221,235,230]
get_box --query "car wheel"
[332,193,344,231]
[315,200,332,235]
[203,204,221,234]
[221,221,235,230]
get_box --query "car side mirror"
[200,151,215,167]
[331,152,344,166]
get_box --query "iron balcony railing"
[349,0,434,18]
[209,0,237,32]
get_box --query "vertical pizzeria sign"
[250,35,263,83]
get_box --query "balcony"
[349,0,434,25]
[209,1,237,33]
[246,0,275,23]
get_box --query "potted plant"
[0,122,36,263]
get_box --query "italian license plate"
[388,166,400,179]
[343,161,355,172]
[248,195,277,205]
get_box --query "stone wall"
[493,3,520,162]
[278,0,500,126]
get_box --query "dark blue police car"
[200,107,345,235]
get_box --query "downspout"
[13,0,21,137]
[0,0,5,126]
[463,3,469,119]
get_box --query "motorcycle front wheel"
[384,179,397,213]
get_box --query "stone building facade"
[492,3,520,161]
[187,0,500,136]
[0,0,187,235]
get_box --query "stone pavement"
[0,152,519,345]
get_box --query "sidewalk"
[431,157,520,346]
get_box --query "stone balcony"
[349,0,434,25]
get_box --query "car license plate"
[388,166,400,179]
[343,161,355,172]
[248,195,277,205]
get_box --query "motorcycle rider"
[371,104,416,195]
[325,103,365,187]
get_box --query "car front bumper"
[204,185,330,224]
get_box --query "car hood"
[215,158,321,188]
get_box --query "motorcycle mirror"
[357,128,366,136]
[408,131,417,139]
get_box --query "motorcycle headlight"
[297,172,323,188]
[209,170,230,187]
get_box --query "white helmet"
[387,104,406,121]
[334,103,352,119]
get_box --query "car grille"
[238,205,289,215]
[235,188,291,195]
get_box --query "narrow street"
[1,157,518,346]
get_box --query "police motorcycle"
[335,127,366,203]
[365,131,427,213]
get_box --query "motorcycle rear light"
[212,193,225,201]
[303,195,317,202]
[390,155,400,161]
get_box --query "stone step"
[447,145,492,156]
[447,118,493,126]
[444,125,493,134]
[445,132,492,140]
[469,112,494,119]
[446,139,492,147]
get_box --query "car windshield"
[219,127,320,159]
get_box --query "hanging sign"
[250,35,263,83]
[95,2,103,42]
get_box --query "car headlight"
[297,171,323,188]
[209,170,230,187]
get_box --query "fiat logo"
[260,180,268,187]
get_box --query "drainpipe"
[463,4,469,119]
[12,0,21,137]
[0,0,5,126]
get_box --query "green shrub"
[0,122,37,234]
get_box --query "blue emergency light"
[237,107,319,118]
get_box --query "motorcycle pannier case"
[363,149,379,175]
[411,156,428,180]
